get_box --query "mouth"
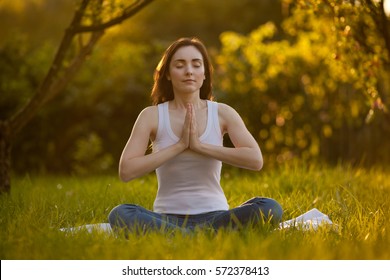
[183,79,196,83]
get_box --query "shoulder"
[140,105,158,118]
[216,102,244,132]
[216,102,234,112]
[133,105,159,140]
[135,105,158,129]
[216,102,241,121]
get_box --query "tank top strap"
[210,101,222,139]
[156,102,165,141]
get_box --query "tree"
[2,0,286,177]
[0,0,154,194]
[216,0,390,165]
[290,0,390,112]
[284,0,390,161]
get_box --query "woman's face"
[167,45,206,96]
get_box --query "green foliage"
[2,0,284,174]
[286,0,388,107]
[72,132,114,175]
[0,37,55,119]
[216,1,390,165]
[1,0,390,176]
[1,163,389,259]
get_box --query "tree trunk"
[0,0,155,194]
[0,122,11,193]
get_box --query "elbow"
[119,172,137,183]
[252,158,263,171]
[251,151,263,171]
[119,170,130,182]
[243,157,263,171]
[256,161,264,171]
[119,165,136,182]
[240,149,263,171]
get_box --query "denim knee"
[263,197,283,223]
[251,197,283,223]
[108,204,140,227]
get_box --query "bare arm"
[119,106,190,182]
[189,103,263,170]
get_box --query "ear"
[166,73,171,81]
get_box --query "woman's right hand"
[178,103,192,150]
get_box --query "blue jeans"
[108,197,283,234]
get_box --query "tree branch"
[8,0,90,135]
[43,31,104,105]
[74,0,154,33]
[8,0,155,136]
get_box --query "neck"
[171,93,204,110]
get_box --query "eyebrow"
[173,58,203,63]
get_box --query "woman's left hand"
[188,103,203,153]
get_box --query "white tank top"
[152,100,229,214]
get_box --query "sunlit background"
[1,0,390,176]
[385,0,390,16]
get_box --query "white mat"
[278,208,334,230]
[60,208,334,234]
[60,222,113,234]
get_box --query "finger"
[184,103,191,128]
[189,104,196,131]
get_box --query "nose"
[186,66,193,76]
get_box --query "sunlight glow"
[384,0,390,17]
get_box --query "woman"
[108,37,283,234]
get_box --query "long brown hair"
[151,37,214,105]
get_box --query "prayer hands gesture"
[180,103,202,153]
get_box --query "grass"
[1,162,389,260]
